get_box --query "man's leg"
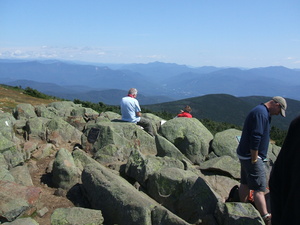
[239,183,250,202]
[239,160,249,202]
[137,117,154,136]
[254,191,268,216]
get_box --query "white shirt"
[120,96,141,123]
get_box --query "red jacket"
[177,111,192,118]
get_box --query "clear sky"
[1,0,299,68]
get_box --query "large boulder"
[199,155,240,179]
[203,175,240,202]
[35,104,58,119]
[0,181,41,222]
[0,113,17,140]
[159,118,213,164]
[155,135,192,163]
[47,101,78,118]
[27,117,50,140]
[215,202,265,225]
[143,113,165,135]
[147,167,220,224]
[0,143,24,169]
[0,166,15,182]
[98,111,121,121]
[125,149,185,187]
[82,121,157,166]
[81,162,191,225]
[46,117,83,146]
[9,165,33,186]
[52,148,81,190]
[12,104,37,120]
[211,129,241,160]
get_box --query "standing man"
[120,88,154,136]
[236,96,287,225]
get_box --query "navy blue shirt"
[236,104,271,160]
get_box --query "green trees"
[73,99,120,114]
[24,87,56,99]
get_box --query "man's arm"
[251,149,258,164]
[136,112,142,117]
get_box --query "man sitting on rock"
[120,88,154,137]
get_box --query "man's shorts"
[240,158,267,192]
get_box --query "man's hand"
[136,112,142,117]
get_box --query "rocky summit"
[0,101,279,225]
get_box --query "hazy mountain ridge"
[1,59,300,104]
[144,94,300,130]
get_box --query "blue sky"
[1,0,299,68]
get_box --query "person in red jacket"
[177,105,192,118]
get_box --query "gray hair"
[128,88,138,95]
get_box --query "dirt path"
[29,153,75,225]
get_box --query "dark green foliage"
[0,84,23,91]
[141,108,174,120]
[200,118,242,136]
[23,87,58,100]
[270,126,287,147]
[73,99,121,114]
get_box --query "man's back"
[237,104,271,159]
[120,96,141,123]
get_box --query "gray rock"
[47,101,78,117]
[2,217,39,225]
[66,116,87,131]
[143,113,165,135]
[1,145,24,169]
[10,165,33,186]
[0,152,8,169]
[211,128,241,159]
[31,143,56,160]
[12,104,37,120]
[35,104,58,119]
[82,162,191,225]
[82,121,157,160]
[0,180,41,222]
[0,167,15,182]
[28,117,50,140]
[175,176,221,224]
[155,134,191,163]
[125,149,185,187]
[200,155,240,179]
[98,111,121,121]
[0,114,17,140]
[46,117,82,146]
[52,148,81,190]
[159,118,213,164]
[203,175,240,202]
[50,207,104,225]
[215,201,264,225]
[0,133,17,154]
[147,166,219,221]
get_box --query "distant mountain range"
[0,59,300,105]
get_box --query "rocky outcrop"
[0,101,280,224]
